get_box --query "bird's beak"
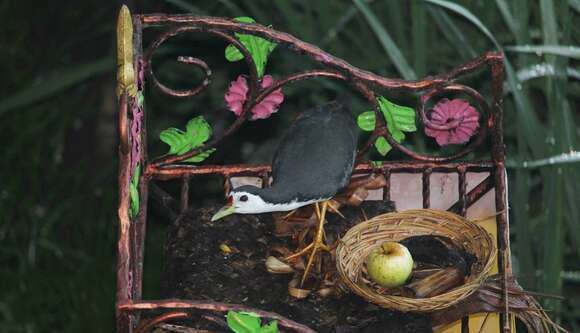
[211,204,236,221]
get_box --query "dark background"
[1,1,578,332]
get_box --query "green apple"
[366,242,414,288]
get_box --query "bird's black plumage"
[240,101,358,204]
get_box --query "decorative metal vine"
[116,7,512,333]
[133,14,502,176]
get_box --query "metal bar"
[180,176,189,213]
[118,300,316,333]
[382,168,391,201]
[132,18,148,321]
[223,176,231,196]
[134,311,189,333]
[448,175,494,214]
[138,14,502,93]
[422,168,432,209]
[149,182,178,220]
[488,54,511,333]
[457,166,468,217]
[495,164,510,333]
[457,165,469,333]
[147,161,494,180]
[261,171,270,188]
[116,92,134,333]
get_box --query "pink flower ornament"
[225,75,284,120]
[424,98,479,146]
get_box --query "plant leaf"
[224,17,277,77]
[374,136,392,156]
[357,111,376,132]
[159,116,215,163]
[184,148,216,163]
[129,164,140,218]
[137,92,145,107]
[370,160,384,167]
[238,311,260,318]
[374,131,405,156]
[225,44,245,62]
[226,311,261,333]
[377,96,417,133]
[358,96,416,156]
[259,320,279,333]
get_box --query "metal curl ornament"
[144,25,259,99]
[140,17,502,166]
[145,25,263,166]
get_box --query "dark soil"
[161,202,434,333]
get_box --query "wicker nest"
[336,209,497,312]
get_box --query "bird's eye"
[239,195,248,202]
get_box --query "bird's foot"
[284,201,330,287]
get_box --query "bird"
[212,100,358,284]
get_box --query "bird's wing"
[270,103,358,200]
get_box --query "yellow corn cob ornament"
[116,5,137,98]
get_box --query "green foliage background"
[0,0,578,332]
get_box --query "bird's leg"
[284,209,321,261]
[327,199,345,219]
[300,200,330,286]
[281,208,299,220]
[285,242,313,261]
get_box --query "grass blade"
[513,0,532,43]
[505,45,580,59]
[513,169,535,287]
[570,0,580,13]
[427,7,477,60]
[0,57,114,116]
[539,0,572,315]
[353,0,416,80]
[504,61,546,156]
[495,0,518,37]
[423,0,501,49]
[320,4,359,46]
[516,63,580,82]
[411,1,427,77]
[506,151,580,168]
[541,0,559,45]
[385,0,408,54]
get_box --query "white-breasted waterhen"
[212,100,358,284]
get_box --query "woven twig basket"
[336,209,497,312]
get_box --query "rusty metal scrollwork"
[138,15,501,170]
[115,11,511,333]
[120,300,317,333]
